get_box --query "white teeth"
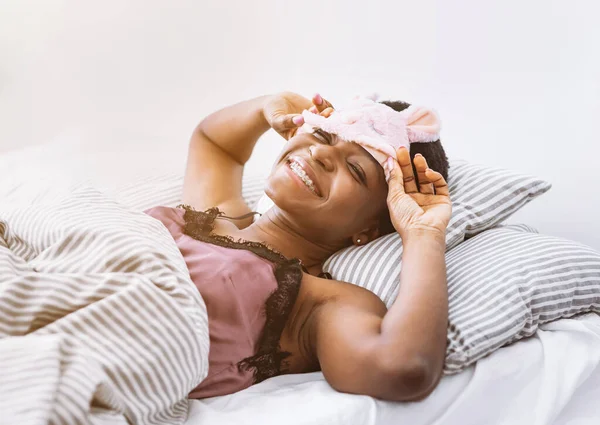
[289,160,317,194]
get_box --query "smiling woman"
[265,96,449,243]
[146,91,452,401]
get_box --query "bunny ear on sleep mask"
[299,97,441,166]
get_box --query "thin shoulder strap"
[177,205,289,263]
[218,211,263,221]
[177,205,332,279]
[177,205,260,233]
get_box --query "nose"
[309,143,342,172]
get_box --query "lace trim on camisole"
[177,205,305,384]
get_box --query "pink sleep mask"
[300,97,441,166]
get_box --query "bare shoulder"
[280,271,387,374]
[301,272,387,317]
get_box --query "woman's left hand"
[384,147,452,242]
[263,92,333,140]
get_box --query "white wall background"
[1,0,599,249]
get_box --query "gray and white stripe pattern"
[443,225,600,373]
[110,173,186,211]
[321,160,552,307]
[0,186,209,425]
[110,171,268,213]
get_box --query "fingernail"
[384,168,390,182]
[292,115,304,126]
[314,93,323,105]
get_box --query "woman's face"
[265,129,389,245]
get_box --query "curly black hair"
[376,100,450,236]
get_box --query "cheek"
[334,188,386,223]
[324,191,369,227]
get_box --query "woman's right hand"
[384,147,452,242]
[263,92,334,140]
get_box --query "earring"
[357,238,361,244]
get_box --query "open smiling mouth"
[286,159,321,197]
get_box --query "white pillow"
[254,160,552,307]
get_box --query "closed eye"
[350,163,367,185]
[312,129,332,145]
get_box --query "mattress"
[2,137,600,425]
[185,313,600,425]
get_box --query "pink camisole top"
[144,205,304,399]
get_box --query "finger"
[272,113,304,131]
[321,107,334,118]
[309,106,318,114]
[425,168,449,196]
[383,156,405,195]
[312,93,334,113]
[396,146,418,193]
[414,154,434,194]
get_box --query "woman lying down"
[145,92,451,401]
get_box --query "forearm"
[316,232,449,401]
[196,95,272,165]
[380,231,448,375]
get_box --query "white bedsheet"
[186,313,600,425]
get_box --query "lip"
[286,155,323,197]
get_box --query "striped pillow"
[255,160,552,307]
[109,172,267,212]
[443,224,600,373]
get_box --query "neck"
[236,207,340,270]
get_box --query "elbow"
[396,360,439,401]
[193,121,210,142]
[374,355,440,401]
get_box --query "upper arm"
[182,127,253,225]
[314,294,437,401]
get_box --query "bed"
[2,136,599,425]
[187,313,600,425]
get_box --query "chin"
[263,180,291,210]
[263,175,285,209]
[264,173,308,214]
[263,184,276,204]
